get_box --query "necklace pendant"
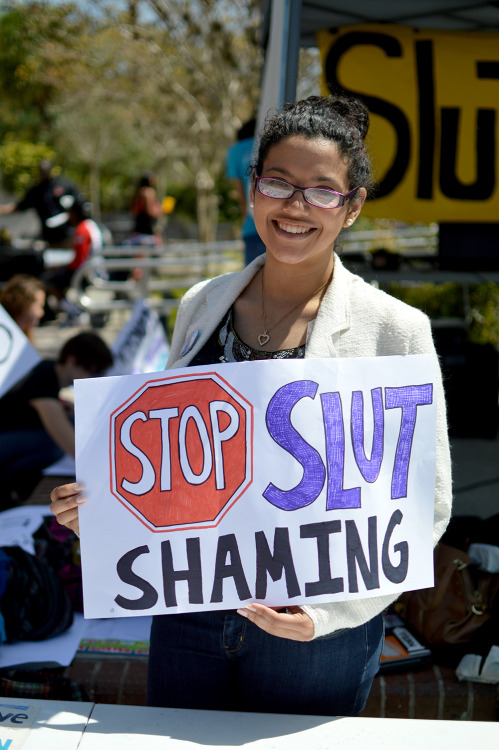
[258,332,270,346]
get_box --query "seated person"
[0,274,46,344]
[0,332,113,507]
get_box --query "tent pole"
[256,0,303,134]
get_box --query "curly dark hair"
[252,94,374,198]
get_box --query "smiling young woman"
[50,93,452,717]
[233,133,366,351]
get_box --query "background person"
[0,274,46,343]
[128,172,163,245]
[42,200,103,305]
[226,118,266,265]
[0,332,113,507]
[123,171,164,284]
[50,94,452,717]
[0,160,84,247]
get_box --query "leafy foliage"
[388,281,499,346]
[0,0,263,237]
[0,138,55,195]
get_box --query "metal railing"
[69,240,244,313]
[338,224,439,258]
[69,226,440,314]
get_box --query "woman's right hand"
[50,482,87,536]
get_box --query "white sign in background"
[76,355,437,619]
[106,299,170,377]
[0,305,40,398]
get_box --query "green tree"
[0,0,264,236]
[0,138,55,195]
[95,0,264,238]
[0,2,84,141]
[46,21,157,216]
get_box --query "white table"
[0,697,93,749]
[0,697,497,750]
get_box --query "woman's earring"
[250,201,254,208]
[346,218,353,226]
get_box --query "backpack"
[0,545,73,643]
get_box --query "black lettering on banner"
[345,516,380,593]
[255,528,301,599]
[324,31,411,198]
[439,108,496,200]
[161,537,203,607]
[477,61,499,79]
[382,509,409,584]
[210,534,251,603]
[115,545,159,610]
[474,62,499,197]
[415,39,436,199]
[300,521,344,596]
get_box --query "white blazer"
[166,254,452,638]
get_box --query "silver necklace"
[258,267,332,347]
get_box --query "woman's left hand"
[237,604,314,641]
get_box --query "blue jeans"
[147,610,383,716]
[0,429,63,480]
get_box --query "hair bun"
[254,92,373,194]
[329,93,370,141]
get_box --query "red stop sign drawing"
[110,371,253,532]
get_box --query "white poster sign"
[0,305,40,398]
[76,356,437,619]
[107,300,169,377]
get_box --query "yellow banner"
[317,25,499,222]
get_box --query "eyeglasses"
[255,177,359,209]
